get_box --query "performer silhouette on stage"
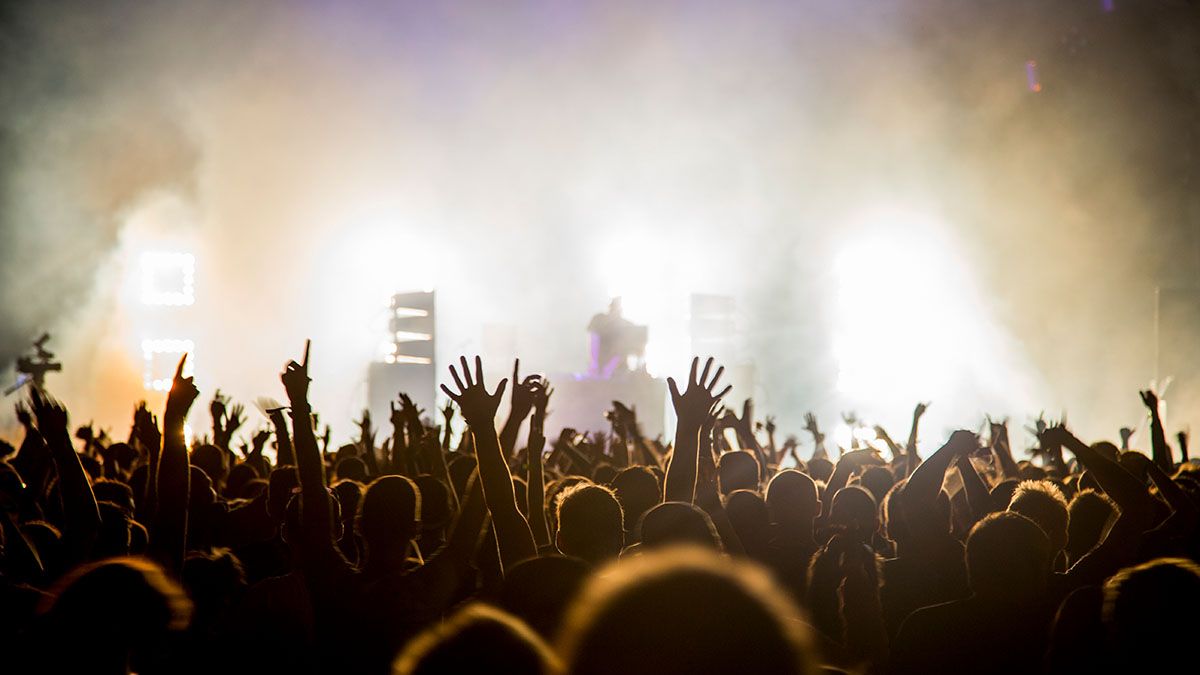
[587,298,647,378]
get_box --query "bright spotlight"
[140,251,195,306]
[831,207,1041,424]
[833,209,977,407]
[142,338,194,391]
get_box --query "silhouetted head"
[639,502,720,551]
[334,443,359,464]
[1091,442,1120,463]
[225,462,260,498]
[336,456,368,483]
[556,483,624,565]
[357,475,420,555]
[591,462,618,485]
[858,465,894,508]
[39,557,192,671]
[331,479,364,525]
[413,475,453,534]
[393,603,559,675]
[1103,557,1200,672]
[806,457,834,483]
[546,475,589,534]
[559,547,816,675]
[188,466,216,510]
[1065,489,1115,564]
[105,442,139,473]
[191,444,227,486]
[94,501,133,558]
[766,470,819,530]
[182,548,247,629]
[93,479,135,514]
[829,486,878,544]
[1008,479,1069,556]
[612,465,661,539]
[497,555,592,639]
[718,451,760,494]
[966,512,1050,602]
[282,491,342,553]
[882,479,909,543]
[725,489,771,558]
[988,478,1020,513]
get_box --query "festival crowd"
[1,346,1198,674]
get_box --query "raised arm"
[526,381,552,549]
[29,389,101,564]
[873,425,903,463]
[1140,390,1174,473]
[150,355,198,575]
[441,356,536,571]
[280,341,339,557]
[730,399,769,482]
[803,412,828,461]
[498,359,538,459]
[989,418,1019,481]
[904,402,930,475]
[664,357,731,504]
[356,409,379,478]
[133,402,161,524]
[1044,426,1158,529]
[268,408,295,467]
[900,430,977,539]
[954,453,991,525]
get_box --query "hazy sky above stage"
[1,0,1197,443]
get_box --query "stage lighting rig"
[4,333,62,396]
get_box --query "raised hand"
[668,357,733,426]
[164,354,200,423]
[532,380,552,433]
[1139,389,1159,412]
[1119,426,1135,450]
[441,399,456,426]
[226,403,245,435]
[441,356,508,426]
[134,402,161,455]
[250,427,271,456]
[15,402,33,429]
[803,412,824,442]
[281,340,312,408]
[389,400,405,434]
[729,398,756,437]
[946,429,981,456]
[28,388,69,443]
[913,402,930,420]
[210,389,227,429]
[356,409,375,446]
[509,359,539,417]
[1139,389,1173,472]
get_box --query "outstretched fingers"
[460,356,474,387]
[698,357,713,387]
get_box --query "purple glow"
[1102,0,1115,12]
[1026,60,1042,93]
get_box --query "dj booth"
[548,369,668,439]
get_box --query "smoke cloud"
[1,1,1197,448]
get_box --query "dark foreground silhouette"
[2,348,1198,674]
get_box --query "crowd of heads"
[1,351,1198,674]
